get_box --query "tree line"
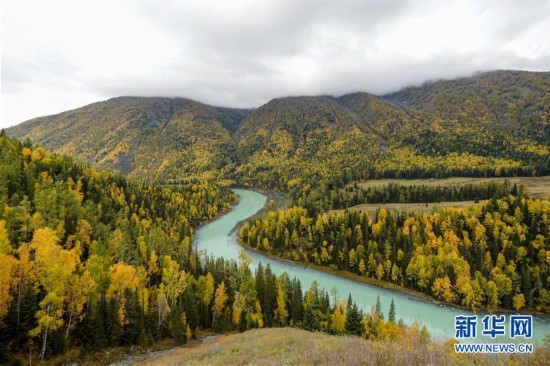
[319,181,522,210]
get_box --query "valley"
[1,70,549,364]
[199,190,550,341]
[3,0,550,362]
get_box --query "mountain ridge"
[7,70,550,186]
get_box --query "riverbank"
[240,238,456,308]
[231,189,466,313]
[190,189,240,235]
[228,187,291,234]
[239,239,550,318]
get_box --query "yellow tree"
[330,301,346,334]
[376,263,384,281]
[431,276,455,302]
[231,292,245,328]
[14,244,37,329]
[156,287,170,332]
[391,263,400,283]
[30,228,77,359]
[161,255,187,307]
[253,300,264,328]
[147,250,159,282]
[213,281,228,324]
[0,216,18,325]
[107,263,139,325]
[513,293,525,311]
[65,269,96,338]
[137,236,147,264]
[197,273,215,307]
[456,276,482,311]
[358,258,366,275]
[485,281,499,313]
[274,286,288,326]
[0,220,11,254]
[0,252,18,325]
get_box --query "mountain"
[380,71,550,176]
[6,71,550,190]
[235,93,415,152]
[337,91,420,142]
[232,94,417,191]
[384,70,550,142]
[7,97,251,182]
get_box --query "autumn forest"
[1,70,549,362]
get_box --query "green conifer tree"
[388,298,396,323]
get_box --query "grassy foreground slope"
[138,327,549,366]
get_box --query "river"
[196,189,550,342]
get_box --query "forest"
[240,195,550,313]
[0,134,415,362]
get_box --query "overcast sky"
[1,0,549,128]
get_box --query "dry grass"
[353,176,550,198]
[338,176,550,215]
[136,327,549,366]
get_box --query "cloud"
[1,0,549,127]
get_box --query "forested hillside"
[233,95,384,190]
[383,70,550,174]
[0,132,237,358]
[8,71,550,196]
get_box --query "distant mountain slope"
[232,95,414,190]
[384,70,550,142]
[235,93,416,148]
[379,71,550,175]
[7,97,251,181]
[337,92,420,142]
[6,71,550,189]
[235,96,377,156]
